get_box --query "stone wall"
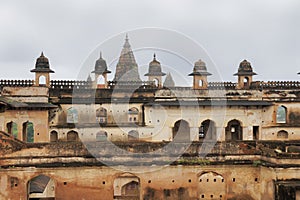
[0,165,298,200]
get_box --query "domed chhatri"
[188,59,212,89]
[144,54,166,76]
[234,59,257,76]
[189,59,212,76]
[144,54,166,88]
[234,59,257,89]
[30,52,55,87]
[30,52,54,73]
[92,52,111,74]
[91,52,111,88]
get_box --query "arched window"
[276,106,287,123]
[28,175,55,199]
[96,131,107,141]
[277,130,288,139]
[39,75,46,85]
[23,121,34,143]
[67,130,78,141]
[97,76,105,85]
[6,121,18,138]
[50,131,58,142]
[199,120,216,140]
[128,130,139,141]
[244,77,249,87]
[96,107,107,124]
[128,107,139,123]
[153,78,159,87]
[225,119,242,141]
[172,120,190,141]
[67,107,78,124]
[199,80,203,87]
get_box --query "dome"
[144,54,166,76]
[194,59,207,71]
[234,60,257,76]
[188,59,211,76]
[92,52,111,74]
[30,52,54,73]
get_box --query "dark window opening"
[253,126,259,140]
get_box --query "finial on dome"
[125,33,129,41]
[41,52,44,57]
[153,53,156,60]
[100,51,102,59]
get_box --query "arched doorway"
[198,172,225,199]
[121,181,139,197]
[96,131,107,141]
[67,130,78,141]
[128,130,139,141]
[172,120,190,141]
[277,130,288,139]
[28,175,55,200]
[199,120,216,140]
[23,121,34,143]
[113,173,140,200]
[50,131,58,142]
[225,120,243,141]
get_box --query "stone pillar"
[190,127,199,141]
[243,126,252,140]
[216,127,225,141]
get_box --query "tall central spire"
[113,34,141,82]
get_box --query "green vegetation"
[176,158,210,165]
[252,160,262,167]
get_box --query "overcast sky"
[0,0,299,84]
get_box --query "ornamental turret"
[188,59,211,89]
[144,54,166,88]
[91,52,111,88]
[30,52,55,87]
[234,60,257,89]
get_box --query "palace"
[0,36,300,200]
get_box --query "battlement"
[208,82,236,90]
[107,80,156,89]
[50,80,91,89]
[0,79,34,87]
[251,81,300,90]
[0,79,300,91]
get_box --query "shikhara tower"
[113,34,141,82]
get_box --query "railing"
[208,82,236,90]
[1,79,300,90]
[0,80,34,87]
[50,80,91,89]
[251,81,300,90]
[107,81,156,89]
